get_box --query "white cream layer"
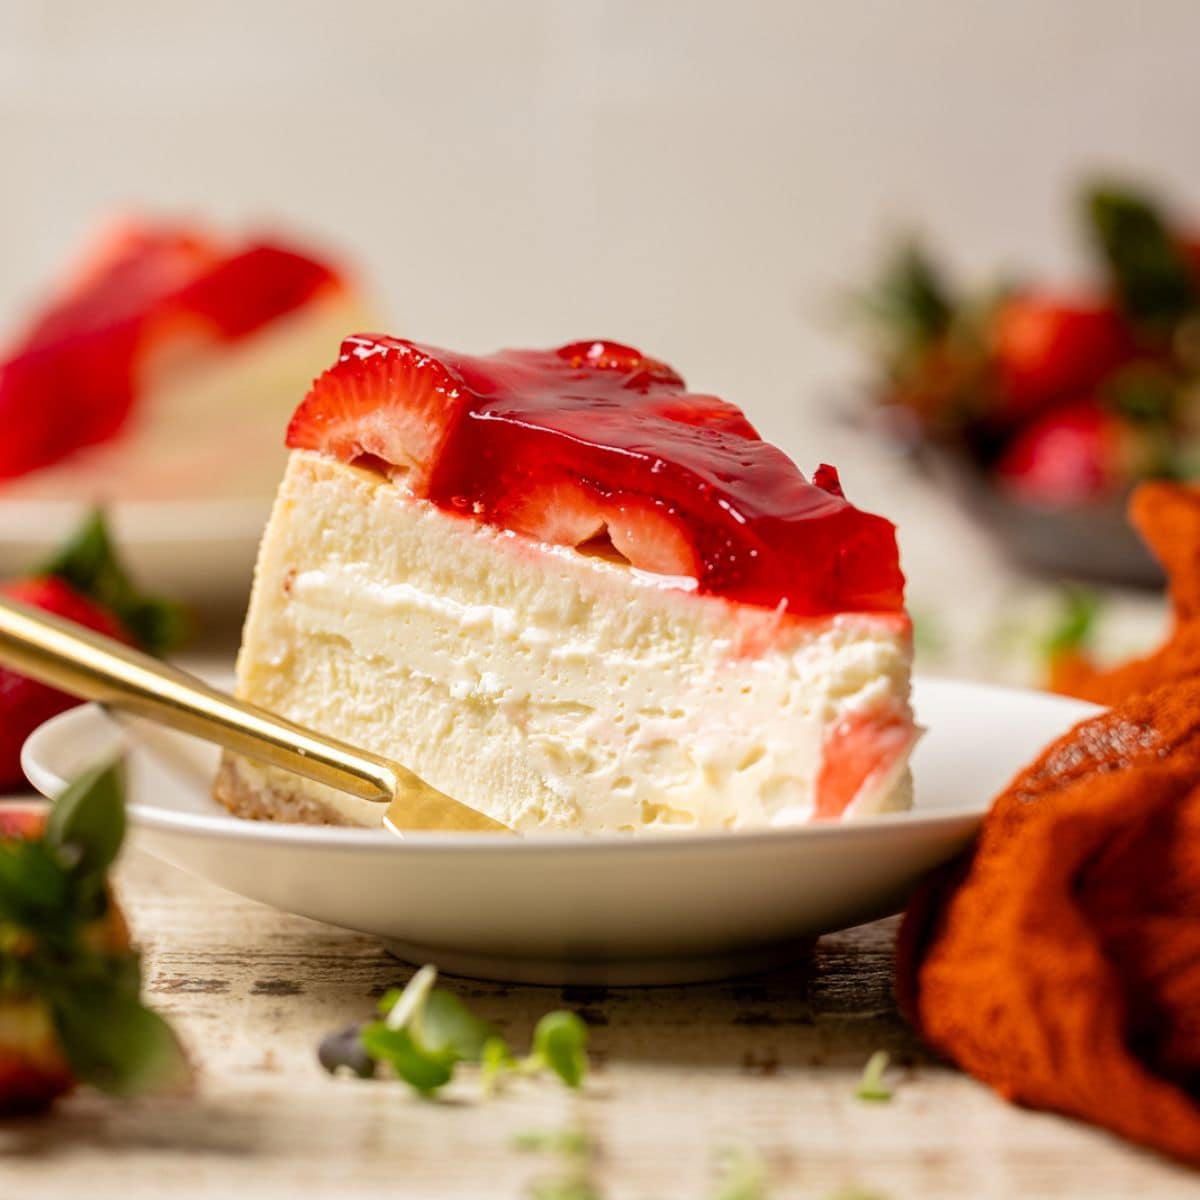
[230,451,916,833]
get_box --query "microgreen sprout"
[512,1126,594,1158]
[711,1144,769,1200]
[855,1050,893,1102]
[318,964,589,1098]
[514,1123,601,1200]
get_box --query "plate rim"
[0,496,271,547]
[20,674,1101,855]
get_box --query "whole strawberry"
[0,511,185,790]
[0,762,189,1113]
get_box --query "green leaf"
[360,1022,456,1095]
[40,509,189,655]
[418,988,497,1062]
[1086,184,1197,331]
[51,977,190,1096]
[862,240,955,349]
[0,839,70,922]
[44,759,126,881]
[1042,586,1102,660]
[531,1011,589,1089]
[1102,363,1181,429]
[855,1050,893,1103]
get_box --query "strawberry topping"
[288,335,905,614]
[0,220,345,481]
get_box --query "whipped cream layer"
[224,452,916,833]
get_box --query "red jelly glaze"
[0,223,343,481]
[290,336,906,615]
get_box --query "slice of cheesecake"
[0,219,372,502]
[217,336,917,833]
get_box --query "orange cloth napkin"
[1051,482,1200,703]
[896,681,1200,1165]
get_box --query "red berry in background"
[990,295,1131,421]
[995,399,1125,505]
[0,578,129,791]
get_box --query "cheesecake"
[0,219,372,502]
[217,336,917,833]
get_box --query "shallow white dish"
[0,498,269,612]
[22,676,1098,985]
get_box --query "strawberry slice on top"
[287,335,904,615]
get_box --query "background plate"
[0,497,269,613]
[21,676,1099,985]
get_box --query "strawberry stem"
[38,509,189,655]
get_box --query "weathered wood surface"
[2,849,1196,1199]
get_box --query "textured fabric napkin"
[897,680,1200,1164]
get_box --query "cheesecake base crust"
[212,756,352,827]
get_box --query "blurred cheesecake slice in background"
[0,218,374,503]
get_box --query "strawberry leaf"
[0,839,70,925]
[39,509,189,655]
[1086,184,1197,332]
[44,759,126,883]
[861,240,955,350]
[50,973,190,1096]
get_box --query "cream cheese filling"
[228,452,916,833]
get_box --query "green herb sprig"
[319,965,589,1097]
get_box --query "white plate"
[21,677,1098,985]
[0,498,269,613]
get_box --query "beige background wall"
[1,0,1197,521]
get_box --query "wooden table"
[1,440,1190,1197]
[3,849,1196,1199]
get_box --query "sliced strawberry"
[501,478,607,548]
[995,398,1126,504]
[605,499,698,577]
[498,477,698,577]
[990,294,1131,421]
[287,334,470,492]
[288,335,905,614]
